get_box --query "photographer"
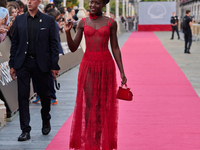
[182,10,194,54]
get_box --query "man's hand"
[10,68,16,80]
[51,70,59,80]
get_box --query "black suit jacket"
[9,11,60,72]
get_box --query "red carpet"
[46,32,200,150]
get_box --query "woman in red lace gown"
[64,0,127,149]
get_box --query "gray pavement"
[0,31,199,150]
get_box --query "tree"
[110,0,122,16]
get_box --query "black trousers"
[16,56,51,132]
[184,32,192,52]
[171,26,180,39]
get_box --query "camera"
[190,15,194,19]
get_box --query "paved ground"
[154,31,200,97]
[0,31,199,150]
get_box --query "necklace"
[89,12,103,20]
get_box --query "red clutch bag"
[117,84,133,101]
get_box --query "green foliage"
[110,0,122,16]
[66,0,79,8]
[84,1,89,10]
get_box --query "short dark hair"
[0,0,7,8]
[45,3,55,13]
[16,0,24,7]
[67,8,72,13]
[23,4,27,12]
[47,9,60,20]
[58,7,65,14]
[7,1,20,9]
[186,10,191,14]
[103,0,110,4]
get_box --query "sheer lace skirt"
[70,51,118,150]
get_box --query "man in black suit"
[170,12,180,40]
[183,10,194,54]
[9,0,60,141]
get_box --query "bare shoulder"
[110,19,117,29]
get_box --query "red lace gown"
[70,18,118,150]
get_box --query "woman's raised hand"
[64,21,73,33]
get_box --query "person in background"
[170,12,180,40]
[16,0,24,15]
[32,8,62,105]
[0,0,10,43]
[38,4,45,13]
[7,1,20,15]
[66,8,75,22]
[7,5,17,40]
[183,10,194,54]
[73,8,78,21]
[7,6,17,20]
[48,9,64,55]
[44,3,55,13]
[58,7,66,20]
[23,4,27,13]
[84,9,90,17]
[0,0,7,9]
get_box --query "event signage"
[139,2,176,25]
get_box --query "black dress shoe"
[178,37,180,39]
[170,38,173,40]
[42,120,51,135]
[18,132,30,141]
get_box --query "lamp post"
[123,0,125,17]
[106,2,110,17]
[116,0,119,21]
[126,0,129,17]
[77,0,85,19]
[63,0,66,7]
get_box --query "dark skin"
[64,0,127,85]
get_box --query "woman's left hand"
[120,72,127,85]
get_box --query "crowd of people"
[0,0,81,43]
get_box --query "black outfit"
[9,11,60,133]
[170,15,180,39]
[183,16,192,53]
